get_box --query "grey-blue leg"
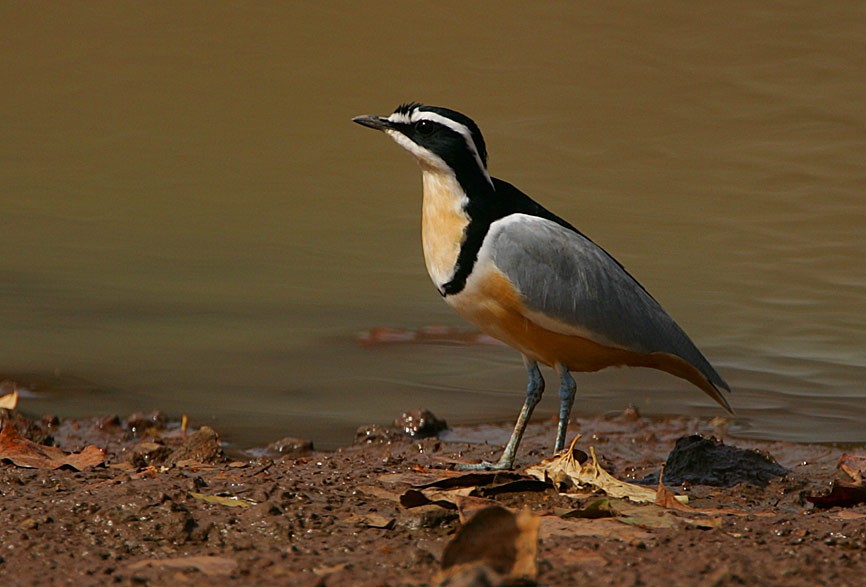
[457,355,545,470]
[554,367,577,452]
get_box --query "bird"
[352,103,732,470]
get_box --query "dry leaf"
[839,453,866,485]
[313,562,348,576]
[172,459,218,470]
[398,470,545,510]
[356,484,403,503]
[683,516,723,529]
[607,501,680,530]
[127,555,237,577]
[654,469,692,510]
[189,491,255,508]
[539,515,652,541]
[0,426,104,470]
[832,510,866,521]
[807,482,866,508]
[400,486,475,509]
[807,452,866,508]
[561,498,617,519]
[415,471,525,490]
[378,471,455,486]
[438,505,539,582]
[526,437,682,505]
[0,388,19,410]
[345,513,395,529]
[454,495,504,524]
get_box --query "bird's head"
[353,103,491,186]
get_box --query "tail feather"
[643,352,734,414]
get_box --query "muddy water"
[2,3,864,449]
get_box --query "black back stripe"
[441,176,654,304]
[441,177,580,296]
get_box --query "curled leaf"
[438,506,539,582]
[0,388,18,410]
[0,426,104,470]
[526,437,682,505]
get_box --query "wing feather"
[486,214,731,395]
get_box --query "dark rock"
[266,436,314,457]
[394,408,448,438]
[130,441,173,468]
[643,435,788,487]
[126,411,168,435]
[166,426,224,465]
[355,424,400,445]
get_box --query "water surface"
[2,3,864,448]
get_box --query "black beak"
[352,114,392,131]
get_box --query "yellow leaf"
[0,389,18,410]
[526,437,670,505]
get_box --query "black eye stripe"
[415,120,435,134]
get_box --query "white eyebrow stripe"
[386,111,413,125]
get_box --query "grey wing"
[488,215,730,393]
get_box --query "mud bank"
[1,407,864,586]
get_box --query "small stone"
[394,408,448,438]
[355,424,400,445]
[166,426,224,465]
[129,441,173,468]
[126,411,167,435]
[266,437,314,457]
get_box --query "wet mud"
[1,407,864,586]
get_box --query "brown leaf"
[654,468,692,510]
[438,505,539,582]
[400,486,474,509]
[807,481,866,508]
[454,495,503,524]
[127,555,237,577]
[0,389,18,410]
[313,562,348,577]
[561,498,617,519]
[345,513,395,529]
[832,510,866,521]
[356,484,403,503]
[415,471,525,490]
[839,453,866,485]
[538,515,652,541]
[682,516,723,529]
[526,438,678,505]
[398,471,545,510]
[0,426,104,470]
[378,470,454,486]
[612,502,680,530]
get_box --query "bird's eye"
[415,120,435,135]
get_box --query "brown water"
[2,3,864,449]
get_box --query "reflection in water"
[1,3,864,448]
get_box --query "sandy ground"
[1,405,865,587]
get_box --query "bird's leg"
[456,356,545,471]
[554,367,576,453]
